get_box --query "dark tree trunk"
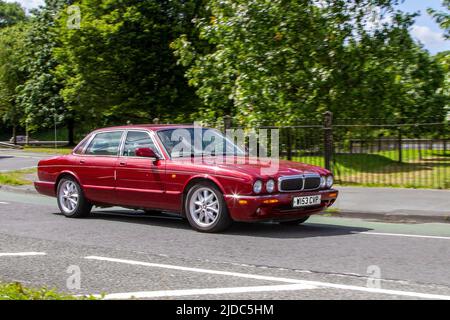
[67,117,75,146]
[12,126,17,145]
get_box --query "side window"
[122,131,157,157]
[85,131,123,156]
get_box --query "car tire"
[185,182,232,233]
[57,177,92,218]
[279,215,310,225]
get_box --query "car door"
[75,130,124,204]
[115,130,166,209]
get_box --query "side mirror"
[135,147,159,159]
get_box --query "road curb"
[0,184,38,195]
[329,210,450,224]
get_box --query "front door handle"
[119,161,127,166]
[79,160,85,164]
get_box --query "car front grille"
[278,175,321,192]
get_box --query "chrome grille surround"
[278,173,321,192]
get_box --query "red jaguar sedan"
[34,125,338,232]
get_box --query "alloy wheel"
[189,187,220,227]
[58,180,79,214]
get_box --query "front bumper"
[224,189,338,222]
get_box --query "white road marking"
[0,202,8,204]
[85,255,309,284]
[353,231,450,240]
[97,284,316,300]
[85,256,450,300]
[0,252,46,257]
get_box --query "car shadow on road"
[80,209,372,239]
[227,222,372,239]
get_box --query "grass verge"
[0,168,36,186]
[23,147,73,155]
[290,150,450,189]
[0,282,97,300]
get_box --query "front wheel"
[185,182,232,233]
[57,178,92,218]
[279,215,310,226]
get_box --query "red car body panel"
[34,125,338,222]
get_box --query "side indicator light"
[328,192,338,198]
[263,199,279,204]
[238,200,248,205]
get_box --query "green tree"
[0,23,29,142]
[16,0,74,144]
[0,0,27,142]
[428,0,450,39]
[0,0,26,28]
[56,0,205,131]
[434,51,449,116]
[172,0,447,127]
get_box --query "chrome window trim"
[278,173,321,193]
[155,130,172,160]
[148,130,166,160]
[78,130,126,158]
[72,134,92,155]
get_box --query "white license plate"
[292,195,321,208]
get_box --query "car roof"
[92,124,197,132]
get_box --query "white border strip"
[85,256,450,300]
[0,252,46,257]
[100,284,316,300]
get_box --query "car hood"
[177,156,330,179]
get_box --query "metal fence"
[238,113,450,189]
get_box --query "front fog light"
[266,179,275,193]
[326,175,334,188]
[253,180,263,194]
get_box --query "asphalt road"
[0,190,449,300]
[0,149,48,172]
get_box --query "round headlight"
[326,175,334,188]
[320,176,326,188]
[266,179,275,193]
[253,180,263,194]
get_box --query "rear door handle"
[79,160,85,164]
[119,162,127,166]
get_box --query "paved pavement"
[333,187,450,223]
[0,190,450,300]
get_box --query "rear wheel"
[185,182,232,233]
[279,215,310,226]
[57,178,92,218]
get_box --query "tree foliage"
[428,0,450,40]
[55,0,205,129]
[0,0,26,28]
[16,0,70,134]
[0,0,448,141]
[172,0,447,126]
[0,17,28,130]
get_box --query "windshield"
[157,128,245,158]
